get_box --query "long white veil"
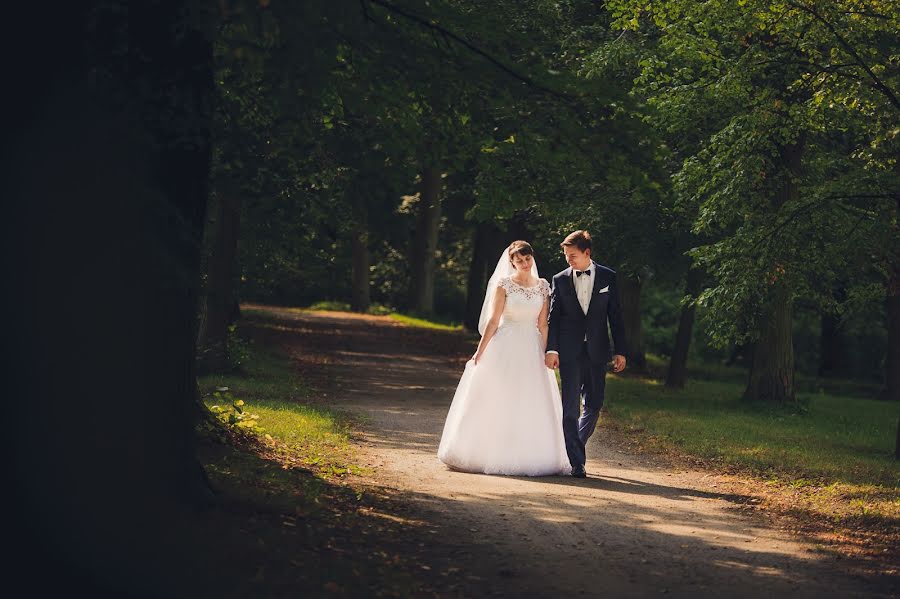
[477,248,540,335]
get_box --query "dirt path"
[252,306,894,598]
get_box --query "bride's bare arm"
[473,286,506,363]
[537,295,550,351]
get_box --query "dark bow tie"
[576,269,591,277]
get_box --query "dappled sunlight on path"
[250,305,895,598]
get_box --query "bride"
[437,241,570,476]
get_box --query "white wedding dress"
[437,276,571,476]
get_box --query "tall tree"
[609,0,899,404]
[666,267,705,388]
[5,0,215,593]
[408,168,444,314]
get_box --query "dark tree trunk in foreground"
[619,274,646,371]
[198,184,241,372]
[350,195,371,312]
[5,2,214,594]
[666,267,704,389]
[744,139,803,406]
[408,167,442,315]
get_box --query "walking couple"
[438,230,629,478]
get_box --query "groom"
[545,230,628,478]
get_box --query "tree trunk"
[619,274,646,372]
[895,417,900,465]
[819,312,843,377]
[743,138,804,405]
[5,2,213,594]
[887,195,900,403]
[887,230,899,458]
[198,185,241,373]
[666,267,703,388]
[407,167,442,315]
[350,195,371,313]
[744,283,796,404]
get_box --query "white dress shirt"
[573,266,593,315]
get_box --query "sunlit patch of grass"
[298,301,393,315]
[607,376,897,484]
[306,300,353,312]
[199,344,367,478]
[388,313,463,331]
[603,375,900,522]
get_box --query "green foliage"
[640,283,683,358]
[226,324,252,369]
[306,300,352,312]
[604,0,899,348]
[208,390,263,433]
[211,1,895,388]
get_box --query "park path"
[249,305,893,598]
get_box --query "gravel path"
[253,306,893,598]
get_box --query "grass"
[387,313,464,331]
[191,332,451,596]
[305,300,392,315]
[198,342,365,478]
[603,373,900,534]
[247,300,466,332]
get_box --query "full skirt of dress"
[437,323,571,476]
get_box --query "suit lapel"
[585,261,602,318]
[561,267,579,312]
[563,266,576,294]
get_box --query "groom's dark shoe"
[572,464,586,478]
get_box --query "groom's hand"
[545,353,559,369]
[612,354,626,372]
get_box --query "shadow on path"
[242,305,897,598]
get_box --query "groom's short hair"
[561,230,591,252]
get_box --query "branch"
[786,0,900,111]
[761,191,885,245]
[363,0,576,102]
[841,10,890,20]
[359,0,375,23]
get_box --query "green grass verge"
[388,313,463,331]
[257,301,464,331]
[606,376,898,487]
[198,344,366,478]
[603,375,900,531]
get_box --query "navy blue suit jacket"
[546,262,629,364]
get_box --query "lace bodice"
[497,277,550,327]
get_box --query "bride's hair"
[507,240,534,262]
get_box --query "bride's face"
[511,252,534,272]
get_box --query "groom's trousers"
[559,343,608,468]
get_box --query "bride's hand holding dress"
[472,285,505,365]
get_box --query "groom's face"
[564,246,591,271]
